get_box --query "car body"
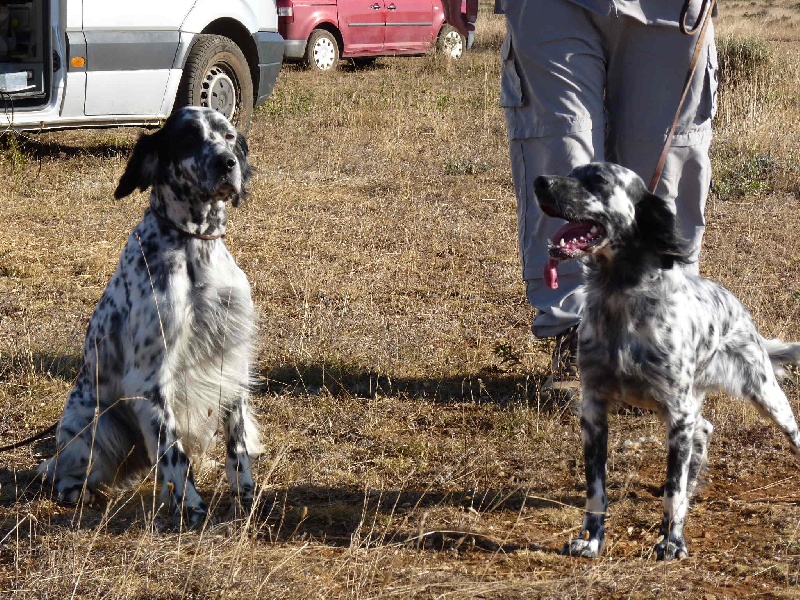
[277,0,468,71]
[0,0,284,131]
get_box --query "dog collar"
[150,209,225,241]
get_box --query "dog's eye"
[225,133,236,142]
[589,173,609,186]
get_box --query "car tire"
[305,29,340,72]
[437,24,466,60]
[176,34,254,132]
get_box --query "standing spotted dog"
[39,107,260,524]
[535,162,800,560]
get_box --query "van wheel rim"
[201,65,237,119]
[313,38,336,70]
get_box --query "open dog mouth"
[211,180,238,201]
[545,220,607,289]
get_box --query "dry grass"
[2,1,800,597]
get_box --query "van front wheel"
[176,34,254,132]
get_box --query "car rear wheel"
[305,29,340,72]
[176,34,254,132]
[437,24,466,60]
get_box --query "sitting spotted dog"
[39,107,260,525]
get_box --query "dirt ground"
[2,1,800,598]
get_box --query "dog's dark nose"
[534,176,553,193]
[221,154,237,172]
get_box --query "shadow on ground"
[0,131,135,161]
[0,468,572,554]
[262,361,550,407]
[0,351,82,384]
[0,352,548,407]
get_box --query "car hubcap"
[442,31,463,59]
[201,65,237,119]
[313,37,336,70]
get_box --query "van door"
[338,0,384,55]
[59,0,85,118]
[82,1,193,116]
[384,0,433,52]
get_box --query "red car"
[277,0,468,71]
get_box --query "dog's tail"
[764,338,800,379]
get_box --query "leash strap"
[0,422,56,452]
[648,0,717,193]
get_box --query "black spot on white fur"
[541,162,800,561]
[39,107,261,521]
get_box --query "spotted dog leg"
[749,379,800,458]
[653,411,696,561]
[130,387,208,526]
[564,394,608,558]
[37,373,113,504]
[224,394,260,506]
[687,414,713,497]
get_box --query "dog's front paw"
[161,481,208,528]
[187,504,209,529]
[653,537,689,561]
[48,478,97,506]
[562,536,603,558]
[235,481,255,503]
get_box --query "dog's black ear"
[114,129,165,199]
[634,192,692,268]
[231,132,253,207]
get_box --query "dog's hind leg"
[687,413,713,497]
[725,342,800,456]
[748,379,800,458]
[38,373,119,504]
[654,410,696,560]
[224,394,261,505]
[564,394,608,558]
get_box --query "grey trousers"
[503,0,718,338]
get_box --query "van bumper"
[252,30,284,106]
[284,39,307,60]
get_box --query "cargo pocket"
[500,34,523,109]
[675,37,717,145]
[699,40,718,122]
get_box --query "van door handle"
[387,4,396,9]
[370,3,381,9]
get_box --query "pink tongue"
[545,257,559,289]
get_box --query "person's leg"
[502,0,607,338]
[512,136,599,338]
[606,17,717,274]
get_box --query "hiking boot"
[541,325,581,414]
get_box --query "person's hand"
[441,0,478,40]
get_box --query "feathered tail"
[764,338,800,379]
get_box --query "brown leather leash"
[648,0,717,193]
[0,422,56,452]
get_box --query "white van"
[0,1,283,131]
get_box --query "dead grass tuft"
[716,34,773,88]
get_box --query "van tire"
[304,29,340,72]
[176,34,254,132]
[437,25,465,60]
